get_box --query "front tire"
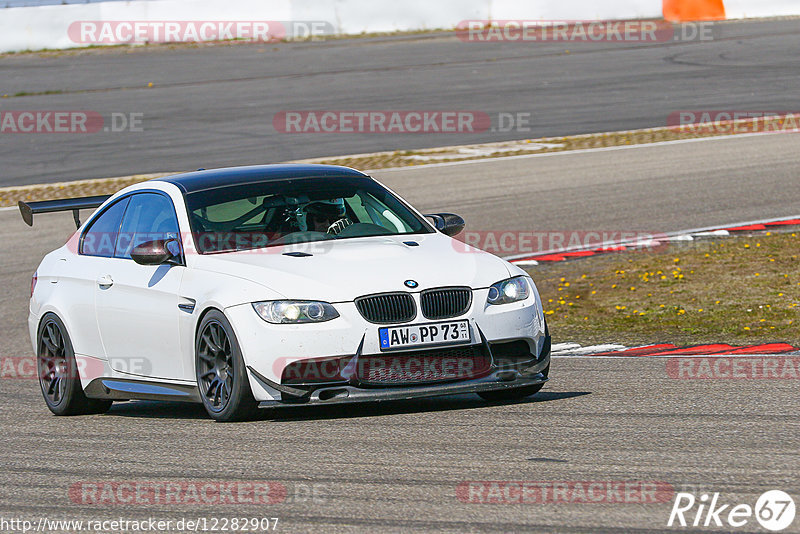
[195,310,258,422]
[37,313,112,416]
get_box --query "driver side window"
[114,193,181,260]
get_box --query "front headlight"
[252,301,339,324]
[487,276,531,305]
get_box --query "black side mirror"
[425,213,466,237]
[131,239,181,266]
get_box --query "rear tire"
[195,310,258,422]
[37,313,112,416]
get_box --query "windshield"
[185,176,433,254]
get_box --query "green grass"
[527,230,800,346]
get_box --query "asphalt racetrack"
[1,18,800,186]
[1,132,798,532]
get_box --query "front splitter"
[256,370,548,409]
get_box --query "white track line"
[552,343,626,355]
[369,131,776,173]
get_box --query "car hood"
[190,233,513,302]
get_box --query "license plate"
[378,320,470,351]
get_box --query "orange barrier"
[663,0,726,21]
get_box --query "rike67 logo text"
[668,490,795,531]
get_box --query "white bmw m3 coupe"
[22,164,550,421]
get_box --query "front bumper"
[254,367,549,408]
[226,286,548,403]
[246,326,551,408]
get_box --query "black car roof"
[157,164,371,194]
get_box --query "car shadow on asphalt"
[101,391,591,421]
[259,391,592,422]
[104,400,209,419]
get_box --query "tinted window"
[185,176,431,254]
[80,198,130,257]
[114,193,180,259]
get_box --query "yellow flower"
[744,326,750,330]
[744,244,750,248]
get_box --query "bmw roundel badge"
[404,280,419,289]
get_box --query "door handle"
[97,274,114,288]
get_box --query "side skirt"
[84,377,201,403]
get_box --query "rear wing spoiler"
[18,195,111,228]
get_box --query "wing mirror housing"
[131,239,181,266]
[425,213,465,237]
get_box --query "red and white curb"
[508,215,800,265]
[552,342,800,358]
